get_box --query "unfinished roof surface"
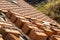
[0,0,60,40]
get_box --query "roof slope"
[0,0,60,26]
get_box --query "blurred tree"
[24,0,60,23]
[25,0,48,5]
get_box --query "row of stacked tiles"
[2,10,60,40]
[0,13,26,40]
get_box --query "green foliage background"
[25,0,60,24]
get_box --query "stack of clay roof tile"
[0,11,30,40]
[0,9,60,40]
[0,0,60,40]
